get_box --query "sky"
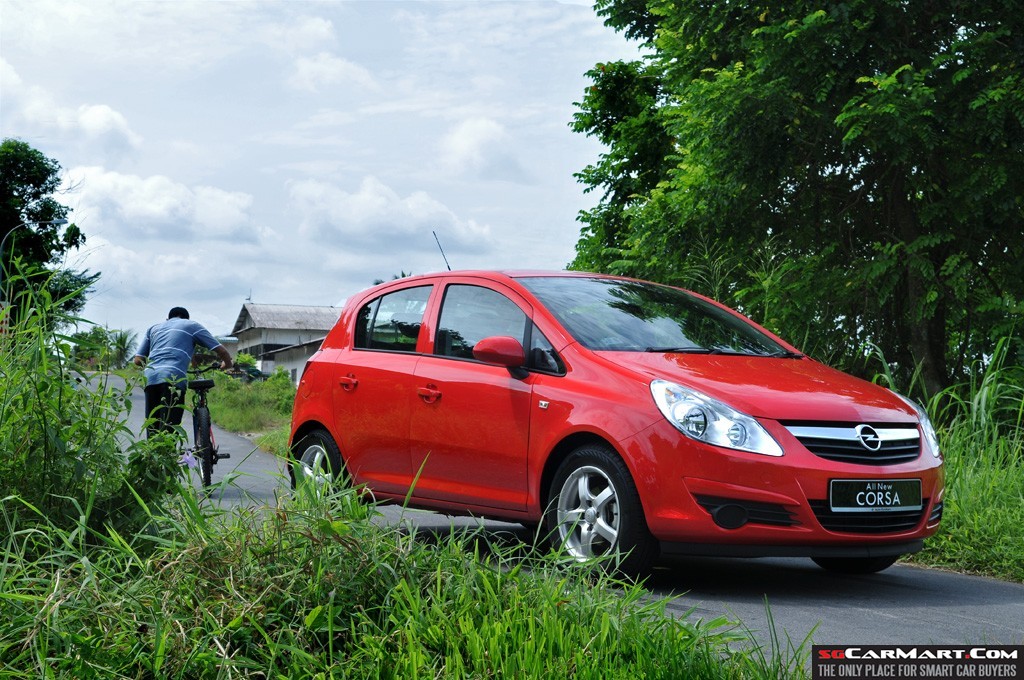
[0,0,641,340]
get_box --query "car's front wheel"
[812,555,900,574]
[290,429,343,491]
[545,443,657,576]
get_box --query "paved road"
[102,373,1024,652]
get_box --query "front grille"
[785,423,920,465]
[695,495,799,527]
[809,499,927,534]
[928,501,943,525]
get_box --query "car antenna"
[433,230,452,271]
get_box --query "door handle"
[339,375,358,391]
[417,385,441,404]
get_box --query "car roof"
[375,269,618,284]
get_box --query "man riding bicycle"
[133,306,233,438]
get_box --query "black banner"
[812,645,1023,679]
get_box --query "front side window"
[354,285,432,352]
[434,285,528,359]
[528,326,565,374]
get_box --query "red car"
[289,271,943,574]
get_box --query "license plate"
[829,479,922,513]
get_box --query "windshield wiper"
[646,346,804,358]
[764,350,805,359]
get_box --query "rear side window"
[435,285,528,359]
[354,286,432,352]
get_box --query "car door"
[333,284,432,495]
[409,281,535,511]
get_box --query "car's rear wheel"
[545,443,657,576]
[812,555,900,574]
[290,429,343,491]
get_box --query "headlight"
[650,380,783,456]
[893,392,942,459]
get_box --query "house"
[229,303,340,374]
[263,337,326,385]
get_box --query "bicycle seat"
[188,379,215,391]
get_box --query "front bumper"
[622,418,944,552]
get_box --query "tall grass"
[0,273,176,539]
[868,338,1024,581]
[912,339,1024,581]
[204,369,294,434]
[0,480,807,678]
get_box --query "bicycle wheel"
[195,406,214,487]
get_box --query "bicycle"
[188,364,230,486]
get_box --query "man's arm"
[133,355,146,368]
[214,345,233,371]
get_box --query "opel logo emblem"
[855,424,882,451]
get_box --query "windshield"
[518,276,789,356]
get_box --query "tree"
[372,271,414,286]
[0,138,98,317]
[107,328,138,369]
[69,325,112,369]
[69,326,136,369]
[572,0,1024,395]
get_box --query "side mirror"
[473,336,526,370]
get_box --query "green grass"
[254,423,291,457]
[204,369,295,434]
[200,371,293,456]
[907,340,1024,581]
[0,480,809,678]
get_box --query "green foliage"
[574,0,1024,395]
[234,351,257,368]
[0,139,97,318]
[372,270,415,286]
[0,479,804,678]
[206,367,295,434]
[256,423,292,458]
[910,339,1024,581]
[0,272,179,539]
[68,325,137,370]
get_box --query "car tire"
[545,443,657,577]
[812,555,900,574]
[290,429,344,491]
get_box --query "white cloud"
[268,15,336,54]
[1,58,142,160]
[75,104,144,150]
[288,176,490,253]
[439,117,533,183]
[440,118,506,171]
[66,167,255,241]
[289,52,377,92]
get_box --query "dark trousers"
[144,382,186,438]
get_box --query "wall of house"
[263,344,320,385]
[235,328,328,363]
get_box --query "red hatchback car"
[289,271,943,574]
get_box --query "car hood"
[605,352,916,423]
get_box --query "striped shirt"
[136,318,223,387]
